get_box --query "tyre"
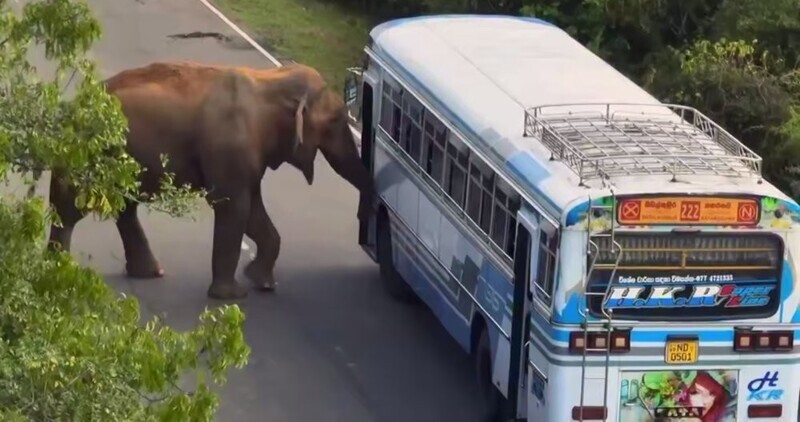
[475,327,509,422]
[376,211,418,303]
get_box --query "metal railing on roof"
[523,103,763,187]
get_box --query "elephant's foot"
[125,255,165,278]
[207,280,248,300]
[244,260,277,291]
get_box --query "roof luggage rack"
[523,103,763,187]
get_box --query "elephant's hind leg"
[116,200,164,278]
[243,189,280,291]
[48,170,86,253]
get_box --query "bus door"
[344,66,378,258]
[507,209,551,420]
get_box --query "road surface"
[12,0,484,421]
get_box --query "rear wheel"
[377,211,417,303]
[475,327,508,422]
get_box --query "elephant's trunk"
[321,125,375,220]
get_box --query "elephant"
[47,61,375,300]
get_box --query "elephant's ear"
[293,93,308,153]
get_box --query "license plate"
[665,340,698,364]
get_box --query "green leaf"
[0,0,249,419]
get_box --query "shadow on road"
[102,262,482,422]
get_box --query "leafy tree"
[644,38,800,196]
[0,0,250,420]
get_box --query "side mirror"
[344,67,363,130]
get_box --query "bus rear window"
[586,233,783,321]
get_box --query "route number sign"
[617,197,760,226]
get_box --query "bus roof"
[368,15,792,215]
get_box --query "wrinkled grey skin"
[47,61,374,300]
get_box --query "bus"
[343,14,800,422]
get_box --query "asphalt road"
[11,0,484,421]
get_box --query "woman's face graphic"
[689,382,716,414]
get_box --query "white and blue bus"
[344,14,800,422]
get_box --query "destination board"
[617,196,760,225]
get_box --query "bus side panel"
[390,213,472,350]
[784,229,800,323]
[551,230,588,325]
[374,138,471,350]
[374,138,398,215]
[475,262,514,398]
[374,133,517,397]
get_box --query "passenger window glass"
[448,163,467,207]
[379,83,393,133]
[379,78,403,143]
[424,115,447,185]
[490,189,508,247]
[535,228,559,302]
[506,214,518,257]
[401,95,423,164]
[466,164,483,223]
[505,197,520,257]
[480,175,494,234]
[445,135,468,207]
[390,101,402,141]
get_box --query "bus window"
[390,88,402,141]
[505,196,520,257]
[534,226,559,303]
[466,158,492,230]
[491,188,509,247]
[400,94,424,164]
[378,82,393,133]
[490,180,520,259]
[378,77,403,142]
[587,232,782,320]
[479,172,493,234]
[444,133,469,208]
[423,114,447,185]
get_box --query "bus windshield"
[586,232,783,321]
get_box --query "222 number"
[680,202,701,221]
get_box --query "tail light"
[571,406,607,420]
[734,327,793,352]
[748,404,782,418]
[569,329,631,353]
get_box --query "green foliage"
[0,0,250,420]
[712,0,800,66]
[651,38,800,195]
[0,198,249,420]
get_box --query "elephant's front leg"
[243,189,280,291]
[116,201,164,278]
[207,191,251,300]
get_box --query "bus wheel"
[475,327,508,422]
[377,211,417,303]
